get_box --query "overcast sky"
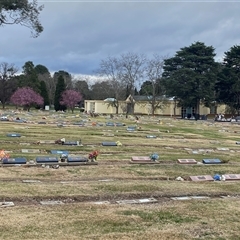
[0,0,239,78]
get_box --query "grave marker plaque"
[131,156,151,162]
[222,174,240,181]
[50,150,69,155]
[36,156,59,163]
[190,175,214,181]
[202,159,222,164]
[102,142,117,146]
[2,157,27,164]
[178,159,197,164]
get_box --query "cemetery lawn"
[1,111,240,239]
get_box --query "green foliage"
[18,61,40,93]
[163,42,218,113]
[39,81,49,106]
[54,75,66,111]
[0,0,44,37]
[216,45,240,115]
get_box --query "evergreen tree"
[216,45,240,115]
[54,76,66,111]
[39,81,49,107]
[163,42,218,115]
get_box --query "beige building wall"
[84,99,227,116]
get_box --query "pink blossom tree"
[10,87,44,111]
[60,90,82,113]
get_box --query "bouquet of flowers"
[150,153,159,161]
[88,150,99,162]
[0,150,10,161]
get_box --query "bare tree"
[119,52,146,114]
[144,54,168,115]
[0,62,18,108]
[97,56,126,114]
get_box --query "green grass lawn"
[1,111,240,239]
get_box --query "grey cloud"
[0,1,239,75]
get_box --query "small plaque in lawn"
[2,157,27,164]
[22,180,41,183]
[36,156,59,163]
[21,149,40,153]
[146,135,157,138]
[67,156,88,162]
[131,156,151,162]
[0,202,14,208]
[202,159,222,164]
[222,174,240,181]
[102,142,117,146]
[217,148,229,151]
[93,201,110,205]
[177,159,197,164]
[171,196,191,200]
[6,133,21,137]
[106,122,115,126]
[40,201,64,205]
[63,141,80,146]
[127,126,136,131]
[50,150,69,155]
[190,175,214,181]
[117,198,157,204]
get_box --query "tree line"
[1,42,240,115]
[1,2,240,115]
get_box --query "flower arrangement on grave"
[88,150,99,162]
[0,150,10,161]
[150,153,159,161]
[116,141,122,146]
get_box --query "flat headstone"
[146,135,157,138]
[50,150,69,155]
[116,200,138,204]
[137,198,157,203]
[127,126,136,131]
[93,201,110,205]
[177,159,197,164]
[67,156,88,162]
[131,156,151,162]
[190,175,214,181]
[115,123,125,127]
[6,133,21,137]
[2,157,27,164]
[22,180,41,183]
[222,174,240,181]
[36,156,59,163]
[21,149,40,153]
[102,142,117,146]
[202,158,222,164]
[236,142,240,145]
[40,200,63,205]
[38,122,46,124]
[106,122,115,126]
[171,196,192,200]
[217,148,229,151]
[98,179,114,182]
[116,198,157,204]
[63,141,80,146]
[0,202,14,208]
[39,140,56,144]
[191,196,209,199]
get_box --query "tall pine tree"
[39,81,49,107]
[54,76,66,111]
